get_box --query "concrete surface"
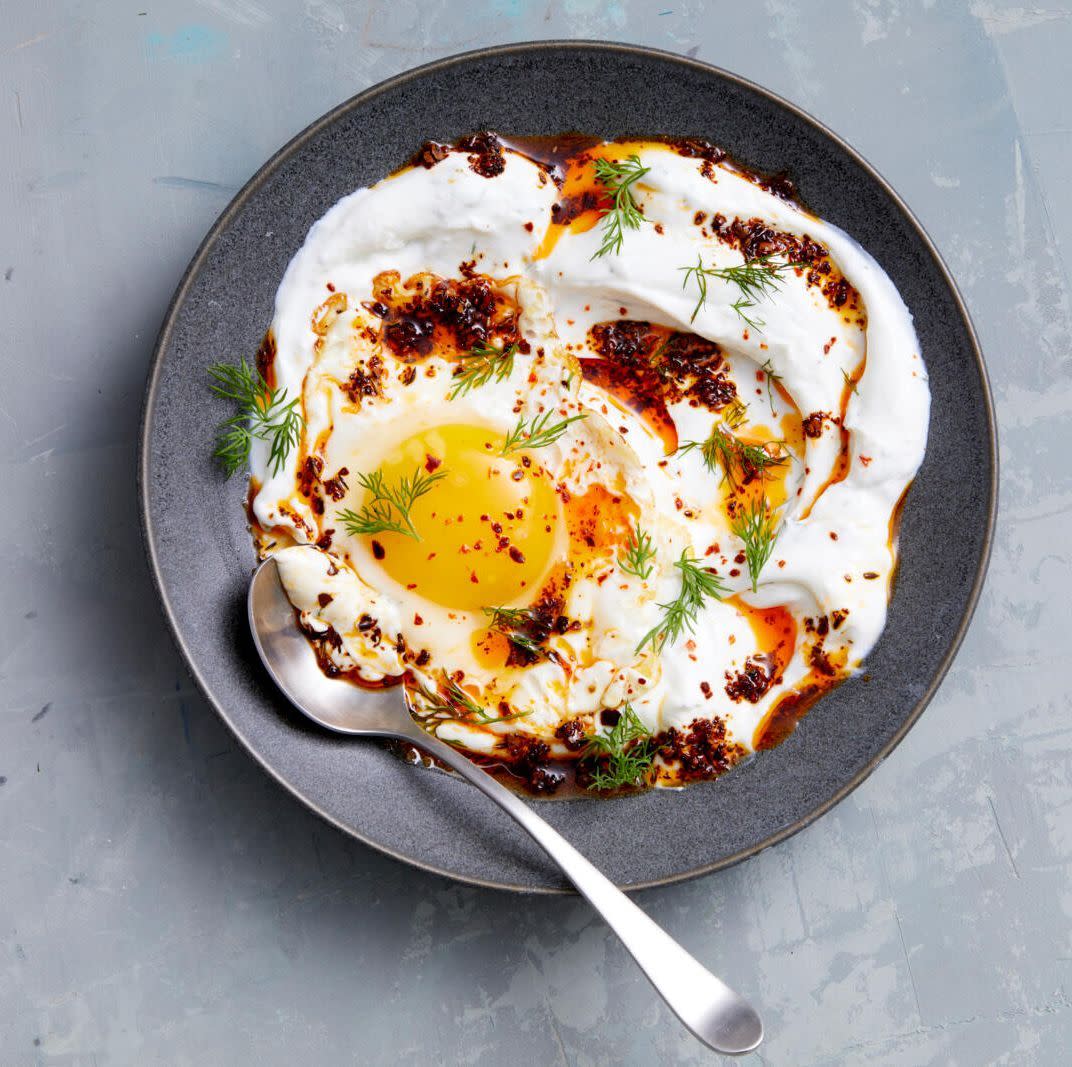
[1,2,1070,1064]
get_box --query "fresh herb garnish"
[619,524,656,580]
[731,495,781,592]
[337,466,447,541]
[679,254,800,328]
[677,425,787,489]
[842,368,860,396]
[722,397,748,429]
[760,358,783,415]
[592,154,650,259]
[447,342,518,400]
[501,410,587,455]
[412,679,531,726]
[208,359,304,477]
[583,704,656,792]
[637,550,728,654]
[483,605,548,660]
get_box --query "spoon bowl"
[248,553,401,737]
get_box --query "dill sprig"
[760,358,784,415]
[731,495,781,592]
[677,425,787,489]
[337,466,447,541]
[637,550,727,654]
[619,524,656,580]
[501,410,587,455]
[483,605,548,660]
[412,679,531,726]
[447,342,519,400]
[731,296,765,331]
[679,253,800,328]
[583,704,657,792]
[592,154,650,259]
[722,397,748,429]
[208,359,304,477]
[842,368,860,396]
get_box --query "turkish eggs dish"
[225,133,929,795]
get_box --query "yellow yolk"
[363,423,562,611]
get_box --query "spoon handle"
[411,728,763,1055]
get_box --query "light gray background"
[1,2,1068,1064]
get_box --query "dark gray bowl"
[139,41,996,893]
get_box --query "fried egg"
[246,134,929,794]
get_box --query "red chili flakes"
[827,278,850,307]
[374,271,520,361]
[578,321,737,446]
[669,138,727,165]
[652,716,743,782]
[708,215,863,316]
[457,131,506,178]
[725,658,775,703]
[528,766,564,795]
[297,455,324,498]
[255,330,277,387]
[384,317,433,359]
[808,643,837,676]
[551,189,603,226]
[555,719,588,751]
[322,467,349,501]
[503,734,562,794]
[412,140,450,169]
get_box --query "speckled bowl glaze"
[139,41,996,893]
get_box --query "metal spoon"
[248,556,763,1055]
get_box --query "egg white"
[252,142,929,760]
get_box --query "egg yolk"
[360,423,562,611]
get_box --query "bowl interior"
[141,42,995,892]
